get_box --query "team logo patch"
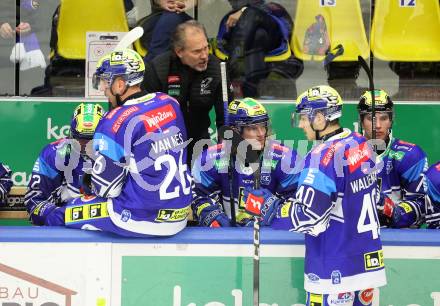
[358,288,374,305]
[168,75,180,83]
[143,104,177,132]
[121,209,131,222]
[327,292,354,306]
[331,270,341,284]
[364,250,384,270]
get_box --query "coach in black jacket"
[142,20,233,164]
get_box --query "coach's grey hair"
[171,20,208,50]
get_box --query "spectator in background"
[0,163,13,205]
[142,20,233,164]
[25,103,104,224]
[424,161,440,229]
[215,0,302,97]
[357,89,428,228]
[141,0,194,62]
[191,98,300,227]
[1,0,46,71]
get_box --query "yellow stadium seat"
[371,0,440,61]
[291,0,369,62]
[57,0,129,60]
[134,39,148,58]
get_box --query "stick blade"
[114,26,144,51]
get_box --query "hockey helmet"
[228,97,269,128]
[92,49,145,90]
[358,89,394,121]
[292,85,343,126]
[70,103,104,140]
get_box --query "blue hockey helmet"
[292,85,343,127]
[70,103,104,140]
[92,49,145,90]
[228,97,269,128]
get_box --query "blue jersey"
[425,162,440,228]
[91,92,192,236]
[377,137,428,226]
[0,162,13,204]
[192,140,300,225]
[272,129,386,294]
[25,139,91,213]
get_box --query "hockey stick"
[114,26,144,51]
[220,61,229,126]
[358,55,377,143]
[251,159,261,306]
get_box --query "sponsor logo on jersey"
[262,159,278,169]
[111,106,140,133]
[214,158,228,170]
[387,149,405,161]
[364,250,384,270]
[155,207,189,222]
[321,142,343,167]
[143,104,177,132]
[309,293,323,306]
[331,270,341,284]
[106,106,121,119]
[327,292,354,305]
[358,288,374,305]
[271,142,289,152]
[65,202,109,223]
[345,142,371,173]
[261,174,271,185]
[208,143,224,151]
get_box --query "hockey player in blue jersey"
[191,97,300,227]
[28,49,192,237]
[26,103,104,224]
[0,163,13,205]
[357,90,428,228]
[243,85,386,305]
[425,161,440,228]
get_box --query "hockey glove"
[29,200,57,225]
[243,187,282,226]
[391,201,420,228]
[377,193,395,227]
[195,202,231,227]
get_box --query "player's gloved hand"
[196,202,231,227]
[28,200,57,225]
[376,193,395,227]
[391,201,419,228]
[242,188,282,226]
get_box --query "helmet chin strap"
[110,80,130,107]
[310,118,329,141]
